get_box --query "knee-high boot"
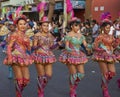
[23,78,30,88]
[101,79,110,97]
[107,71,115,83]
[69,74,78,97]
[101,71,115,97]
[76,72,85,85]
[15,79,24,97]
[42,75,50,89]
[37,75,50,97]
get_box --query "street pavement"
[0,49,120,97]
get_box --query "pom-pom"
[100,12,111,21]
[100,12,112,24]
[66,0,74,22]
[66,0,73,13]
[37,1,47,20]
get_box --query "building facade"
[85,0,120,23]
[0,0,86,21]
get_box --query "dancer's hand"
[8,57,12,64]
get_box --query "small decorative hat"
[14,15,27,24]
[39,16,50,24]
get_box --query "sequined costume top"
[93,33,116,63]
[32,32,56,64]
[59,34,88,65]
[3,31,33,66]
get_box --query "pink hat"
[14,15,27,24]
[68,17,81,23]
[39,16,50,24]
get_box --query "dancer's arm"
[7,35,16,63]
[65,36,72,52]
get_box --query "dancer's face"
[17,20,26,32]
[104,24,111,34]
[41,22,49,33]
[71,23,80,33]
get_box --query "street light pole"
[63,0,67,33]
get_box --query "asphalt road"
[0,50,120,97]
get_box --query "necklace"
[41,32,49,37]
[73,32,81,39]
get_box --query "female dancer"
[92,21,117,97]
[32,16,56,97]
[3,15,33,97]
[59,17,88,97]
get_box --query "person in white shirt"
[91,20,99,42]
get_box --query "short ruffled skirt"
[32,51,56,64]
[59,50,88,65]
[92,48,116,63]
[3,53,33,66]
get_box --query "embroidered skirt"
[59,50,88,65]
[32,51,56,64]
[92,48,116,63]
[4,51,33,66]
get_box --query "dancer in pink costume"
[3,15,33,97]
[92,13,117,97]
[32,16,56,97]
[59,17,88,97]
